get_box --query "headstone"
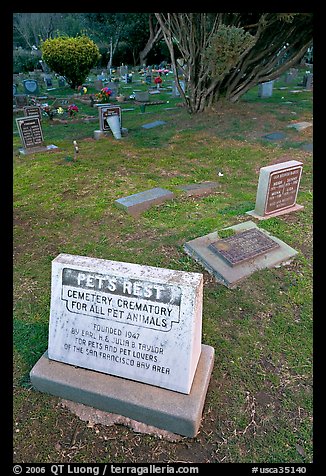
[145,74,152,85]
[262,132,286,141]
[14,94,28,108]
[247,160,304,220]
[285,68,298,83]
[177,182,219,197]
[98,105,122,131]
[115,187,174,216]
[94,105,122,140]
[58,77,66,87]
[13,84,17,96]
[23,105,42,120]
[106,82,118,99]
[16,116,44,150]
[135,91,150,102]
[94,79,103,91]
[16,115,59,155]
[44,75,53,87]
[258,80,274,98]
[23,79,39,95]
[29,253,214,436]
[172,80,185,97]
[303,73,313,90]
[184,221,298,288]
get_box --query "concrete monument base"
[184,221,298,288]
[246,204,304,220]
[19,144,59,155]
[30,344,214,438]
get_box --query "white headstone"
[48,254,203,394]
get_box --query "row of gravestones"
[13,77,66,97]
[258,71,313,98]
[22,101,306,436]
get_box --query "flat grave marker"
[115,187,174,217]
[247,160,304,219]
[177,182,220,197]
[287,121,313,131]
[184,221,298,288]
[262,132,286,141]
[141,120,166,129]
[30,253,214,436]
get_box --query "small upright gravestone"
[23,105,42,120]
[94,105,122,140]
[14,94,28,108]
[258,80,274,98]
[13,84,17,96]
[247,160,304,220]
[16,115,59,155]
[30,253,214,436]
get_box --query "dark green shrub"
[13,49,41,73]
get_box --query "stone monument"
[30,253,214,437]
[247,160,304,219]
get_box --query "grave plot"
[184,221,298,288]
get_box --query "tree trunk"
[139,14,163,66]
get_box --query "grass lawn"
[13,70,313,464]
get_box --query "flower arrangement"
[68,104,79,117]
[78,85,88,95]
[96,87,112,103]
[154,76,163,89]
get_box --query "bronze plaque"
[265,166,302,215]
[209,228,280,267]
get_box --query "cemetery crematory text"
[59,268,183,375]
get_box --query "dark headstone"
[24,106,42,120]
[15,94,28,107]
[98,105,122,131]
[16,116,44,150]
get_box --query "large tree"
[155,13,313,113]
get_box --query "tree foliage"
[41,35,101,89]
[155,13,313,113]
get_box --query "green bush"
[41,35,101,89]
